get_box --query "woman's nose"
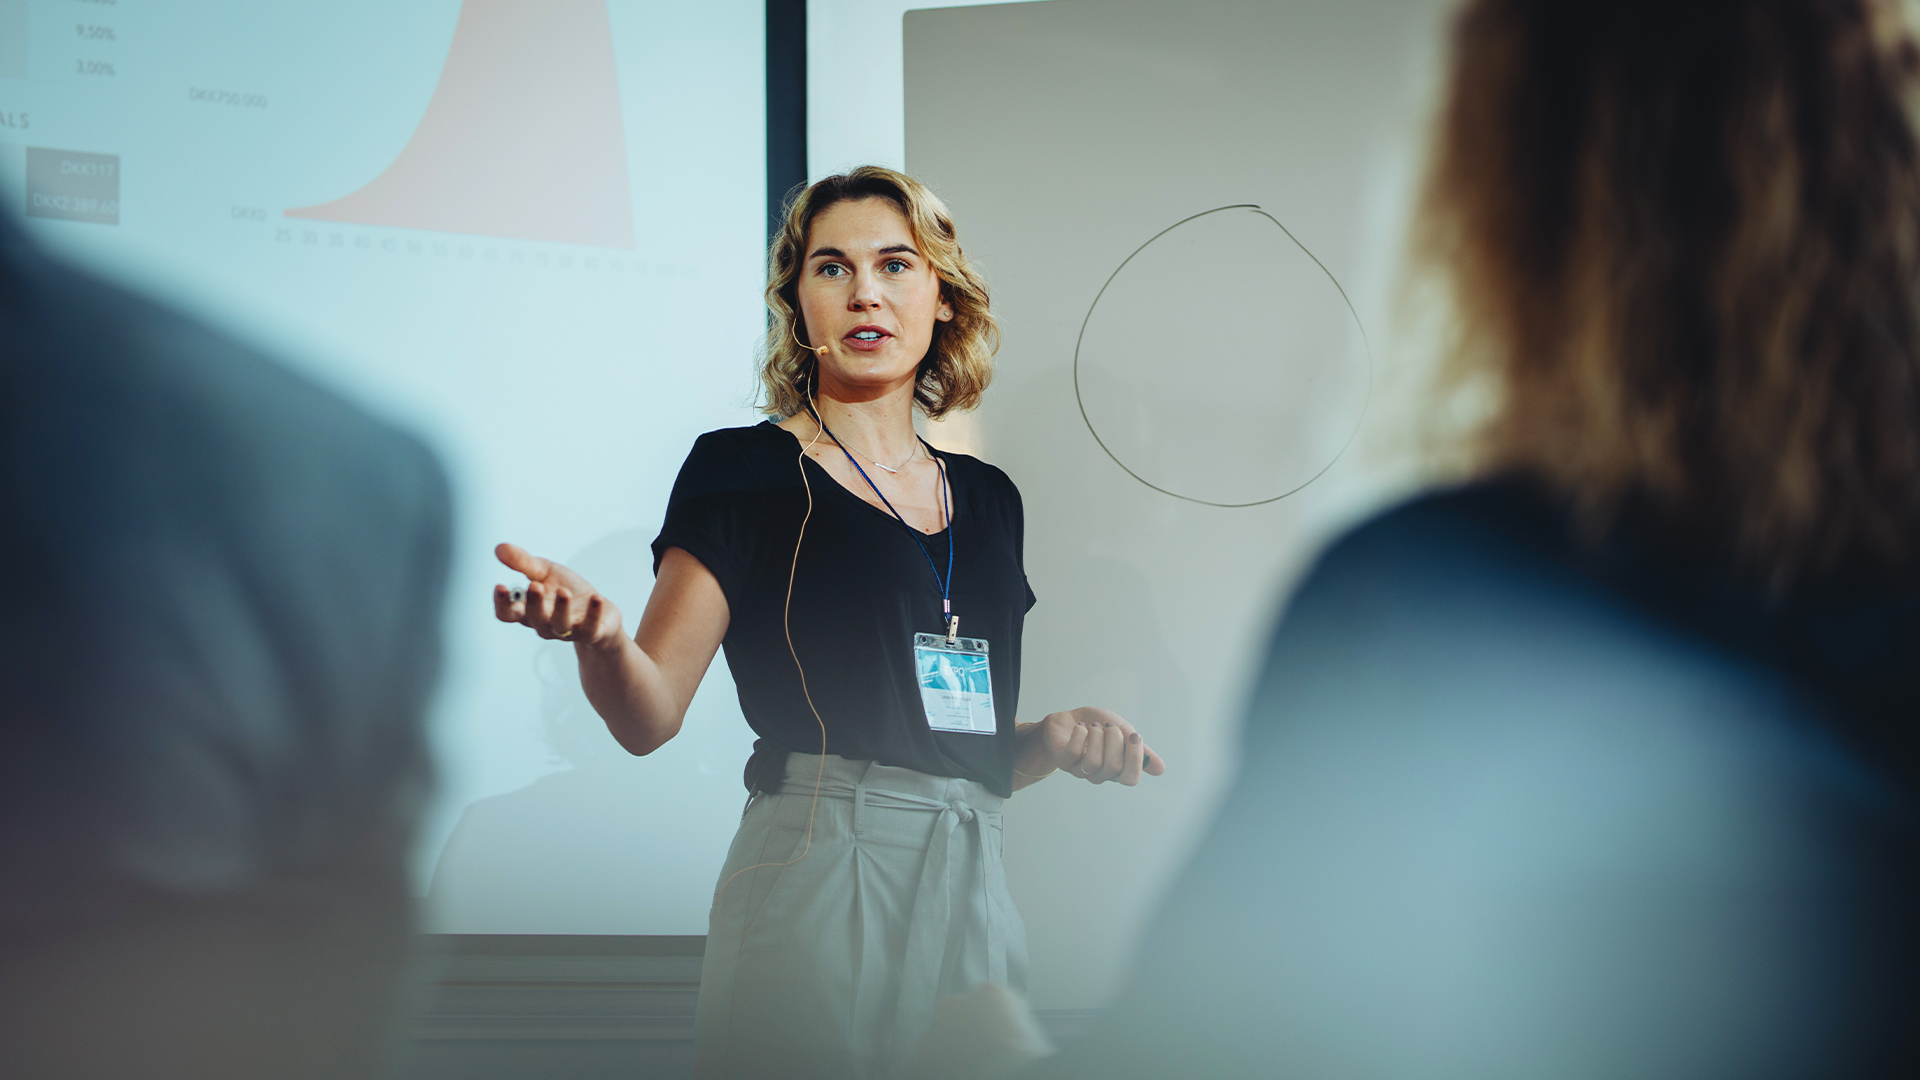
[849,273,882,310]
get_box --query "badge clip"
[946,614,959,646]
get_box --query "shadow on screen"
[426,529,748,935]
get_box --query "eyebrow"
[806,244,922,260]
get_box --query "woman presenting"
[493,166,1164,1079]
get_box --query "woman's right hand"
[493,542,626,649]
[491,542,727,756]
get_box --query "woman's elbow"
[615,715,682,756]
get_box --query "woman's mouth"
[843,325,892,352]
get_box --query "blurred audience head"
[1422,0,1920,588]
[0,209,449,1079]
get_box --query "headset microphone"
[793,325,828,358]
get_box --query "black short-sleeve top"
[650,422,1037,797]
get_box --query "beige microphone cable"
[706,363,841,1067]
[709,368,832,934]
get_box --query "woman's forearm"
[1011,722,1058,790]
[577,635,686,755]
[496,545,725,757]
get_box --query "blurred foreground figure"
[0,212,451,1078]
[1025,1,1920,1077]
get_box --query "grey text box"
[26,148,120,225]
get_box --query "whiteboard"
[905,0,1452,1008]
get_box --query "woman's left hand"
[1014,707,1166,788]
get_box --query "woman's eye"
[820,264,845,277]
[885,259,908,273]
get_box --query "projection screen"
[2,0,767,934]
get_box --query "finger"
[1118,731,1145,786]
[495,542,554,582]
[1094,723,1127,783]
[582,595,612,644]
[1074,725,1109,782]
[1064,721,1094,772]
[524,581,557,636]
[1079,724,1110,783]
[1098,718,1144,783]
[551,590,575,640]
[493,584,525,623]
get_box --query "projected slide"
[2,0,769,936]
[0,1,25,81]
[287,0,636,248]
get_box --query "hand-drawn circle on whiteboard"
[1072,205,1373,507]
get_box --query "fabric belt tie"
[796,763,1008,1061]
[862,784,1007,1058]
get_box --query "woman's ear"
[937,297,954,321]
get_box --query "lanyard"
[812,411,958,642]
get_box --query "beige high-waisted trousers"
[693,752,1028,1080]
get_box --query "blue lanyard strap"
[812,412,955,628]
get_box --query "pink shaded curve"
[287,0,634,249]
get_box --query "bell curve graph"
[287,0,636,249]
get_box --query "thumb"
[495,542,553,582]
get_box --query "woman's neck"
[805,383,921,466]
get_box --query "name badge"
[913,632,997,735]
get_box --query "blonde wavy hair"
[760,166,998,420]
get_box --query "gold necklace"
[816,423,921,474]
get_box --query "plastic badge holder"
[912,632,996,734]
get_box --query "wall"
[806,0,1060,181]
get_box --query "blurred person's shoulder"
[1322,480,1572,571]
[1259,478,1787,718]
[1296,480,1918,745]
[3,218,452,701]
[0,219,452,911]
[1278,480,1597,634]
[1259,480,1918,797]
[15,247,445,516]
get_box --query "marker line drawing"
[1072,204,1373,507]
